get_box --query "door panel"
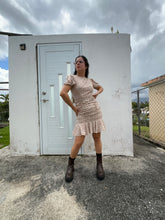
[37,43,81,154]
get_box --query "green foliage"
[132,101,149,117]
[0,126,10,149]
[140,101,149,108]
[132,101,149,109]
[132,101,138,116]
[133,125,150,138]
[0,94,9,102]
[0,94,9,122]
[132,101,137,108]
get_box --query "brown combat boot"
[96,153,105,180]
[65,157,75,182]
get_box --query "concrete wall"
[9,33,133,156]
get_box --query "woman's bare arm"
[95,85,104,95]
[60,85,75,109]
[90,79,104,98]
[93,85,104,98]
[60,85,80,115]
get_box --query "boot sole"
[65,176,73,182]
[96,174,105,180]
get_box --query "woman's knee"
[74,136,85,147]
[92,132,101,142]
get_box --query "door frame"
[37,42,82,155]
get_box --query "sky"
[0,0,165,92]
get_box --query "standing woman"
[60,56,105,182]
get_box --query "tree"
[0,94,9,103]
[0,94,9,122]
[140,101,149,108]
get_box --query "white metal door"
[37,43,81,155]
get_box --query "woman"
[60,55,105,182]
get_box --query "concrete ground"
[0,135,165,220]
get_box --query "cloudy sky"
[0,0,165,91]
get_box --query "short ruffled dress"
[64,74,105,136]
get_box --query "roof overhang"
[0,31,32,36]
[141,74,165,87]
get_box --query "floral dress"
[64,74,105,136]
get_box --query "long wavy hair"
[73,55,89,78]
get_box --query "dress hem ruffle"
[73,119,105,136]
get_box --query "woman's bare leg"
[92,132,102,153]
[70,135,85,158]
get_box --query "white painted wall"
[9,33,133,156]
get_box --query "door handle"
[41,99,49,103]
[42,91,47,95]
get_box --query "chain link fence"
[132,82,165,147]
[132,88,149,138]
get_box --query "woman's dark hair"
[73,55,89,78]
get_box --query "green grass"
[0,126,10,149]
[133,125,150,138]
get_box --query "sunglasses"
[74,60,84,65]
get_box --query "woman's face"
[75,57,87,73]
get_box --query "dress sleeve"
[64,75,76,87]
[90,78,100,89]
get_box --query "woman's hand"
[72,106,80,116]
[92,93,99,99]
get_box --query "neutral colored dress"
[64,74,105,136]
